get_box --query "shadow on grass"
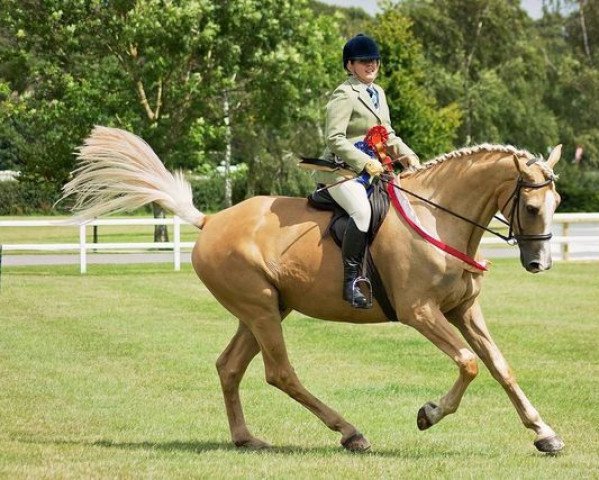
[15,436,471,458]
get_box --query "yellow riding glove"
[364,160,384,178]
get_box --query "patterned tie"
[367,86,379,110]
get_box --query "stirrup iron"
[351,276,373,309]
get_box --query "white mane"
[402,144,556,179]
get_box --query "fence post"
[0,244,3,292]
[79,223,87,274]
[174,216,181,271]
[93,224,98,252]
[562,221,570,261]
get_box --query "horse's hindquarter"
[192,196,387,324]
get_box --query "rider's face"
[347,59,380,84]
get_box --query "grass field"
[0,260,598,479]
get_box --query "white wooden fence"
[1,213,598,273]
[0,217,195,273]
[483,212,599,261]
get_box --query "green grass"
[0,260,598,479]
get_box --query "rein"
[383,174,555,245]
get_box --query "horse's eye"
[526,205,540,215]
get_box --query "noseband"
[497,176,555,245]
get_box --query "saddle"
[307,175,399,322]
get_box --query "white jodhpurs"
[328,179,371,233]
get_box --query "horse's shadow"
[15,436,467,458]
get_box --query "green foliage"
[397,0,560,153]
[190,167,247,213]
[228,6,343,198]
[563,0,599,62]
[555,161,599,211]
[1,0,598,212]
[190,160,313,210]
[370,10,461,158]
[0,178,65,215]
[0,0,343,205]
[0,180,19,213]
[308,0,372,37]
[540,43,599,167]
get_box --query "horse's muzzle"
[520,244,552,273]
[525,260,552,273]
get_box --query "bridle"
[496,176,555,244]
[386,171,556,246]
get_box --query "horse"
[62,126,564,454]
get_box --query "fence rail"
[0,217,194,273]
[482,213,599,262]
[1,213,598,273]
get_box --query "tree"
[0,0,343,215]
[397,0,559,153]
[538,3,599,167]
[369,9,461,159]
[229,9,343,198]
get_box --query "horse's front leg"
[402,303,479,430]
[449,300,564,453]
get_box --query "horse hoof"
[534,435,565,454]
[234,437,272,450]
[341,432,371,452]
[417,402,439,431]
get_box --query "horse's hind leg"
[253,317,370,451]
[403,303,479,430]
[216,321,268,449]
[450,301,564,453]
[226,280,369,451]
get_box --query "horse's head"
[499,145,562,273]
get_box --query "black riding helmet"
[343,34,381,71]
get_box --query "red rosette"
[365,125,389,150]
[365,125,393,172]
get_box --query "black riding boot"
[342,219,371,309]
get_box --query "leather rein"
[384,174,555,246]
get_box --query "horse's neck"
[403,152,516,255]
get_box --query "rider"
[315,34,420,309]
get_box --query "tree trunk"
[223,91,233,208]
[245,155,259,199]
[579,0,591,59]
[152,203,169,243]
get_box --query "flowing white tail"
[61,126,205,228]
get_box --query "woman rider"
[315,34,420,309]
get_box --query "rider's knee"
[351,208,371,233]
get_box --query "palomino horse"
[62,126,565,454]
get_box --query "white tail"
[61,126,205,228]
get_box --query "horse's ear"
[546,144,562,169]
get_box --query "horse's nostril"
[528,262,542,272]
